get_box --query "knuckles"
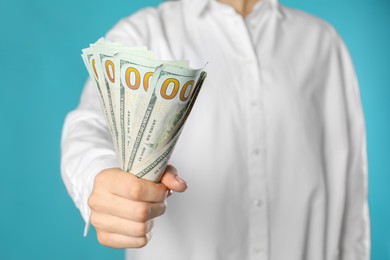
[94,168,121,187]
[129,180,144,201]
[89,168,167,249]
[97,231,111,247]
[134,222,148,237]
[160,201,167,216]
[135,202,166,222]
[135,237,149,248]
[135,203,151,222]
[87,195,98,210]
[89,212,101,229]
[88,194,105,211]
[94,170,110,184]
[96,232,132,249]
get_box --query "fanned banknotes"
[81,38,207,182]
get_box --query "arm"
[334,34,370,260]
[61,13,188,246]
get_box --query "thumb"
[160,165,188,193]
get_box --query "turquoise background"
[0,0,388,259]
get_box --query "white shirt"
[61,0,370,259]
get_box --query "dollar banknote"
[82,40,153,168]
[81,38,207,182]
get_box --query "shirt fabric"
[61,0,370,259]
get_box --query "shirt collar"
[189,0,278,16]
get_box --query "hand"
[88,165,187,248]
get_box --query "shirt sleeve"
[61,78,120,236]
[333,33,371,260]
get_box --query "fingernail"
[175,176,186,185]
[167,189,173,198]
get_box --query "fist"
[88,165,187,248]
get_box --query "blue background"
[0,0,388,259]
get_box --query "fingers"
[91,212,154,237]
[90,166,187,248]
[89,194,167,221]
[160,165,188,193]
[96,230,152,249]
[95,168,168,203]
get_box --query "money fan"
[81,38,207,182]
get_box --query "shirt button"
[253,199,263,207]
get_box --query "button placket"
[226,11,269,260]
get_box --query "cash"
[81,38,207,182]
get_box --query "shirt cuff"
[84,217,91,237]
